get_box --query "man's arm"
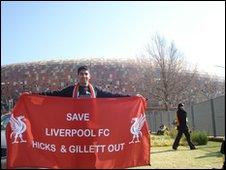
[95,87,130,98]
[38,85,74,97]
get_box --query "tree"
[145,33,197,110]
[196,74,225,100]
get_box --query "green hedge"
[191,131,208,145]
[151,128,208,147]
[165,128,208,146]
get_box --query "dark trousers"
[172,129,196,149]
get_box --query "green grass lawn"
[129,141,223,169]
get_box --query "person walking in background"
[172,103,196,150]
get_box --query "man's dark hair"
[77,65,89,75]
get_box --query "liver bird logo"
[9,114,27,144]
[129,114,146,144]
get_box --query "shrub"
[191,131,208,145]
[167,127,178,138]
[151,130,208,147]
[151,134,174,147]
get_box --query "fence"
[145,95,225,137]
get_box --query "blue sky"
[1,1,225,78]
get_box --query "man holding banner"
[38,65,133,98]
[6,65,150,169]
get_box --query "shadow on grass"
[197,144,221,152]
[198,145,220,149]
[151,149,176,154]
[195,151,222,159]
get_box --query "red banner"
[6,94,150,169]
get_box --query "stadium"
[1,58,225,114]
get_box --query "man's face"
[78,69,91,86]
